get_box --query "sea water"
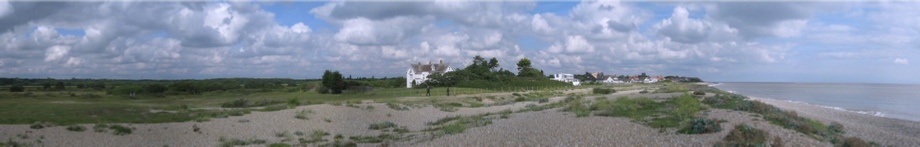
[713,82,920,122]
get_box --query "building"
[406,60,454,88]
[552,73,581,86]
[602,75,624,84]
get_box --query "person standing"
[447,87,450,96]
[426,86,431,96]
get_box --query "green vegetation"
[678,118,722,134]
[218,137,266,147]
[424,114,497,137]
[295,109,313,120]
[559,93,704,130]
[109,124,133,135]
[9,85,24,92]
[421,55,569,89]
[702,87,872,146]
[66,125,86,132]
[368,121,396,130]
[348,133,397,143]
[591,88,616,94]
[715,124,774,147]
[298,130,328,144]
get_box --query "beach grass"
[701,87,873,146]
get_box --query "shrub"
[349,133,397,143]
[66,125,86,132]
[442,122,466,135]
[592,88,616,94]
[386,102,409,111]
[287,98,301,106]
[368,122,396,130]
[315,85,330,94]
[828,122,845,134]
[718,124,769,146]
[499,109,513,119]
[219,137,267,147]
[295,109,313,120]
[693,91,705,95]
[109,124,133,135]
[9,85,24,92]
[93,123,109,132]
[30,122,52,129]
[678,118,722,134]
[674,94,702,120]
[563,97,591,117]
[222,98,250,108]
[843,137,869,147]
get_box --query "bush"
[109,124,133,135]
[843,137,869,147]
[9,85,24,92]
[368,121,396,130]
[222,98,250,108]
[718,124,769,146]
[692,91,705,95]
[828,122,845,134]
[674,94,702,120]
[287,98,301,106]
[315,85,330,94]
[30,122,52,129]
[592,88,616,94]
[295,109,313,120]
[442,122,466,135]
[678,118,722,134]
[66,125,86,132]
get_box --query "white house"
[552,73,581,86]
[603,76,624,84]
[406,60,454,88]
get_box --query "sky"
[0,1,918,84]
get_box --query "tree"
[54,82,65,90]
[321,70,346,94]
[144,84,167,94]
[516,58,532,71]
[516,58,541,78]
[488,57,499,71]
[9,85,24,92]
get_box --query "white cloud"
[0,0,11,19]
[291,22,311,33]
[894,58,909,65]
[44,45,70,62]
[531,14,553,34]
[653,6,711,44]
[564,35,594,53]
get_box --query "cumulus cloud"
[44,45,70,62]
[0,0,11,18]
[2,1,910,83]
[653,6,711,44]
[894,58,909,65]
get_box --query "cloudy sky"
[1,1,918,84]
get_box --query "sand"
[1,89,917,146]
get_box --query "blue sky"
[0,1,918,84]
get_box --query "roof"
[409,61,451,73]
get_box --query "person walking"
[447,87,450,96]
[426,86,431,96]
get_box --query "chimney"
[439,60,443,65]
[429,61,432,65]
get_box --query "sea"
[712,82,920,122]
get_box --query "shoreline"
[746,96,920,146]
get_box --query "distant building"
[406,60,453,88]
[552,73,580,86]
